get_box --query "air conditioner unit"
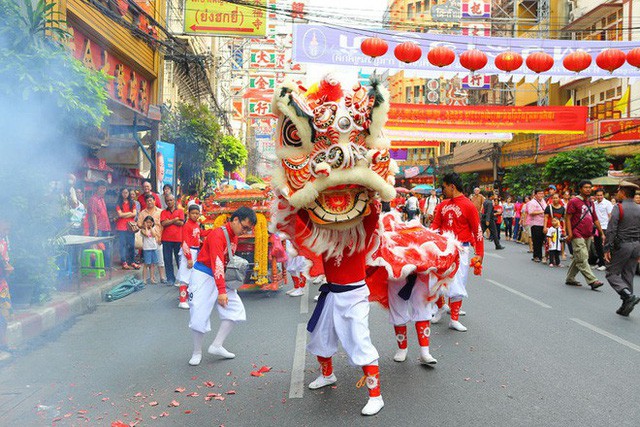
[570,6,586,22]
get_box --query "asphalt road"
[1,239,639,427]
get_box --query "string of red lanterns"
[358,38,634,75]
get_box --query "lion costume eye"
[280,117,302,148]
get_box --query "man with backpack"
[565,181,605,290]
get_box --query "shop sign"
[431,0,461,22]
[538,121,596,153]
[184,0,267,36]
[462,0,491,19]
[250,49,276,69]
[461,22,490,37]
[248,99,273,118]
[70,27,151,114]
[249,75,276,90]
[599,118,640,143]
[387,104,588,134]
[462,73,491,90]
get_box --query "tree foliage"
[623,153,640,176]
[0,0,110,130]
[161,103,222,191]
[218,135,248,173]
[503,164,543,197]
[246,174,264,185]
[543,148,610,187]
[458,173,479,194]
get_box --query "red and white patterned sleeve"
[467,203,484,258]
[207,229,228,295]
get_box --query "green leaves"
[218,135,248,173]
[502,164,543,197]
[623,153,640,176]
[543,148,610,188]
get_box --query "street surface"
[1,240,639,426]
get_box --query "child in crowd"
[141,216,161,284]
[177,205,203,309]
[546,218,563,267]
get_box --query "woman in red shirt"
[115,188,139,269]
[493,197,503,240]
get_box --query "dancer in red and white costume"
[387,273,438,365]
[187,207,256,366]
[430,173,484,332]
[304,202,383,416]
[177,204,202,309]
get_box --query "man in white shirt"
[592,189,613,270]
[405,193,419,221]
[423,190,439,225]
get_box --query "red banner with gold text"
[387,104,588,134]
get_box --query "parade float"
[200,188,284,291]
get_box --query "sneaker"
[617,295,640,316]
[289,288,304,297]
[596,265,606,271]
[449,320,468,332]
[285,288,295,295]
[188,353,202,366]
[361,396,384,416]
[589,281,604,291]
[308,373,337,389]
[393,348,408,362]
[207,345,235,359]
[496,246,505,250]
[549,264,555,267]
[431,309,443,324]
[419,351,437,366]
[178,301,189,309]
[533,258,541,263]
[313,294,320,302]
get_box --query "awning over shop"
[452,142,495,173]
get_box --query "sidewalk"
[2,269,141,357]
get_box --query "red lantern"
[394,42,422,63]
[562,50,592,73]
[596,48,626,73]
[459,49,488,72]
[626,48,640,68]
[427,46,455,67]
[360,37,388,59]
[494,51,523,72]
[526,52,554,73]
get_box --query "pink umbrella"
[394,187,410,193]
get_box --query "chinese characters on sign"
[184,0,267,36]
[461,0,491,19]
[71,27,151,113]
[248,99,274,118]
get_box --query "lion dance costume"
[270,75,460,416]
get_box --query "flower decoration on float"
[562,50,592,73]
[394,41,422,64]
[494,51,523,73]
[427,46,455,68]
[459,49,488,73]
[525,51,554,73]
[360,37,389,59]
[596,48,626,73]
[626,47,640,68]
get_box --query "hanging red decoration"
[596,48,626,73]
[626,47,640,68]
[394,42,422,63]
[459,49,488,72]
[360,37,389,59]
[494,51,523,72]
[525,52,554,73]
[562,50,592,73]
[427,46,455,67]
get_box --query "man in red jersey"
[430,173,484,332]
[186,207,256,366]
